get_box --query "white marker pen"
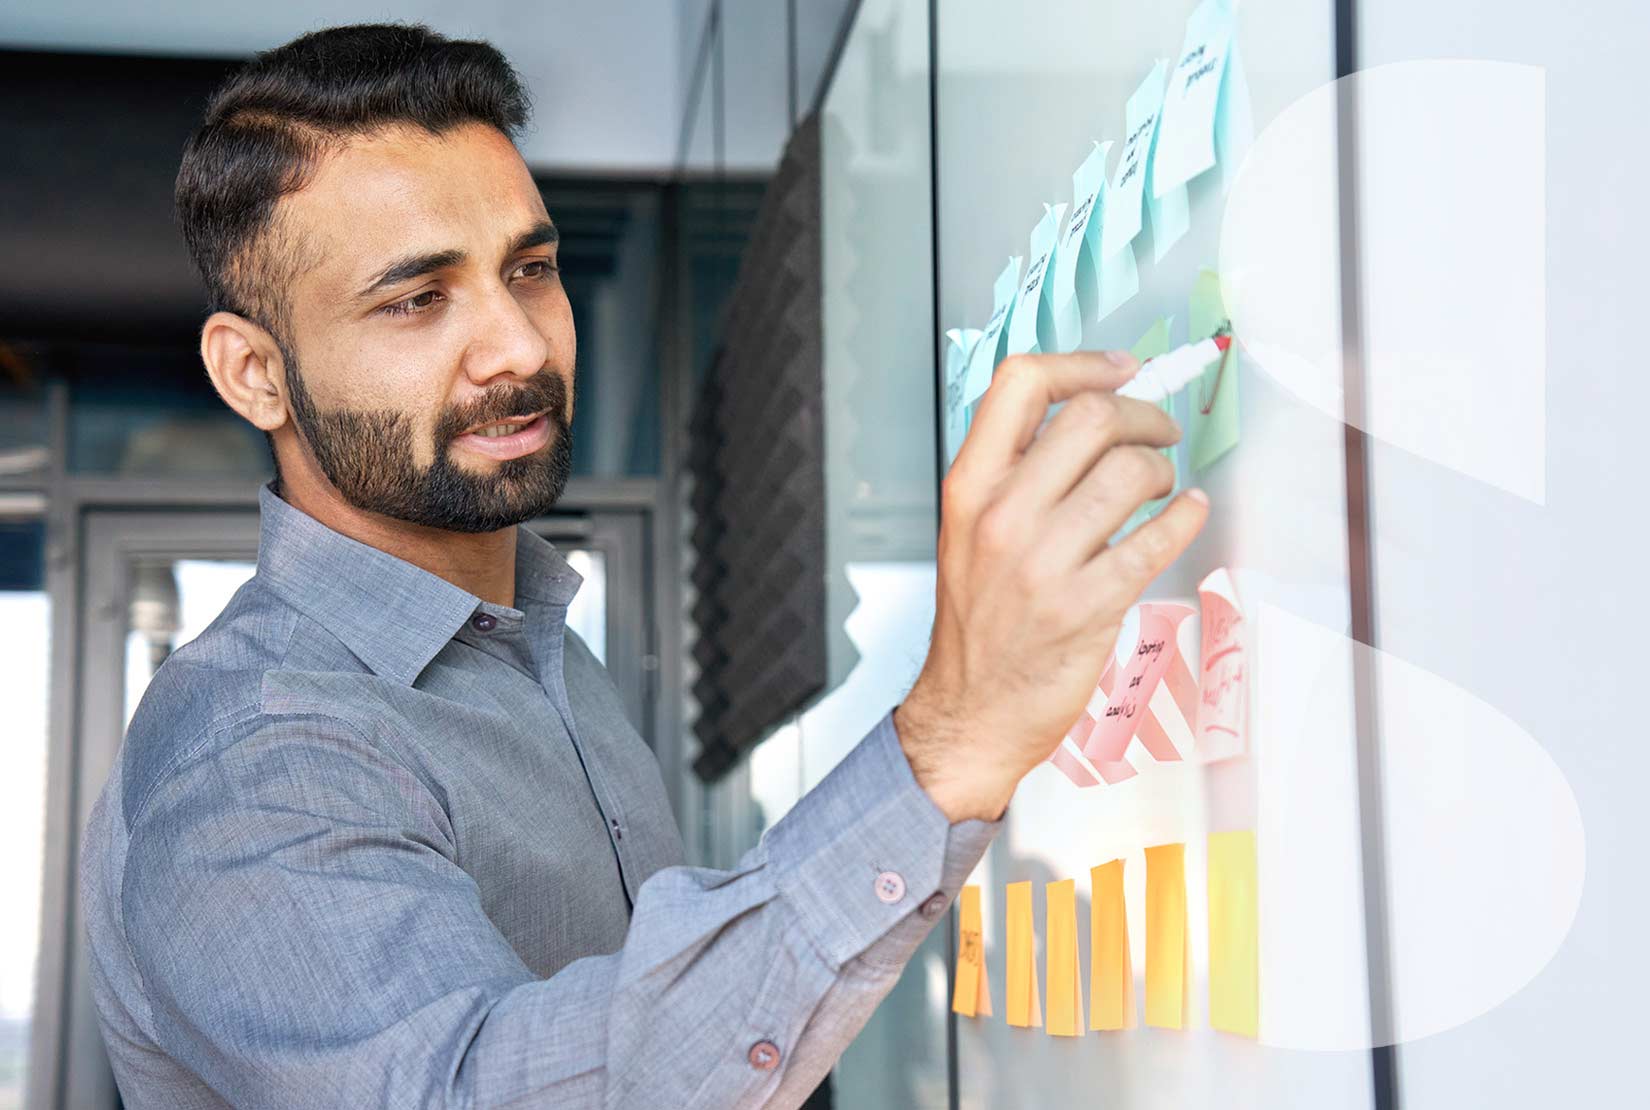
[1116,333,1232,403]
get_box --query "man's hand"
[894,350,1210,822]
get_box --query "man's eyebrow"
[353,247,464,303]
[508,219,559,254]
[352,220,560,302]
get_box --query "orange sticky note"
[1004,880,1042,1028]
[1044,879,1084,1036]
[1089,859,1137,1030]
[952,884,993,1017]
[1207,830,1259,1037]
[1144,843,1189,1029]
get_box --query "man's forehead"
[282,123,550,294]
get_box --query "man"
[79,22,1205,1109]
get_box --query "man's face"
[273,121,575,533]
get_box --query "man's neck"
[275,468,519,609]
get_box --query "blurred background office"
[2,1,1644,1109]
[1,2,947,1106]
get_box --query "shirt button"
[919,893,948,919]
[874,871,906,904]
[470,612,497,632]
[747,1040,781,1071]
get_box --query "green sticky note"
[1130,316,1173,362]
[1187,267,1225,341]
[1114,317,1179,540]
[1188,268,1239,471]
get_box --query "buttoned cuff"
[762,709,1002,970]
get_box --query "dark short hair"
[175,22,533,347]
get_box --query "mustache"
[442,374,569,439]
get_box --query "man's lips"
[454,412,553,460]
[460,408,550,436]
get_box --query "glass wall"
[934,1,1371,1106]
[807,0,945,1103]
[681,0,947,1104]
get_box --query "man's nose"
[462,282,554,384]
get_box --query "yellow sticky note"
[1144,843,1189,1029]
[952,884,993,1018]
[1044,879,1084,1036]
[1208,830,1259,1037]
[1004,880,1042,1028]
[1089,860,1137,1030]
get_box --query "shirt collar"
[255,479,583,686]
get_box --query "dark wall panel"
[0,50,241,343]
[689,112,826,781]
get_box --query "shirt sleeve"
[119,707,1000,1109]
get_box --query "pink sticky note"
[1048,740,1101,787]
[1195,569,1248,762]
[1085,663,1138,783]
[1083,604,1195,767]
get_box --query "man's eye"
[382,290,443,317]
[517,259,560,281]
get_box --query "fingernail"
[1185,487,1209,505]
[1102,349,1134,367]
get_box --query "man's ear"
[200,311,289,433]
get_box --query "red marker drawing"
[1116,328,1233,404]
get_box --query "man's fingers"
[1001,390,1180,512]
[956,351,1141,480]
[1039,445,1178,569]
[1081,489,1210,605]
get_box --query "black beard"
[284,353,574,534]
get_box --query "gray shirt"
[79,478,999,1108]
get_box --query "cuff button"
[748,1040,781,1071]
[919,893,948,919]
[874,870,906,904]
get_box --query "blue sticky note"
[1214,39,1254,191]
[963,256,1022,406]
[944,327,981,468]
[1048,190,1095,350]
[1006,202,1067,357]
[1096,233,1140,324]
[1049,142,1110,348]
[1149,182,1190,262]
[1099,62,1167,260]
[1152,0,1237,198]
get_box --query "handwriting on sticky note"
[963,257,1022,407]
[1005,880,1043,1028]
[953,884,993,1018]
[1207,830,1259,1037]
[1049,143,1109,351]
[1006,204,1066,357]
[1144,843,1189,1029]
[1152,0,1238,198]
[1083,602,1197,766]
[1090,860,1137,1031]
[1101,61,1165,259]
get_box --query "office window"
[0,519,48,1109]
